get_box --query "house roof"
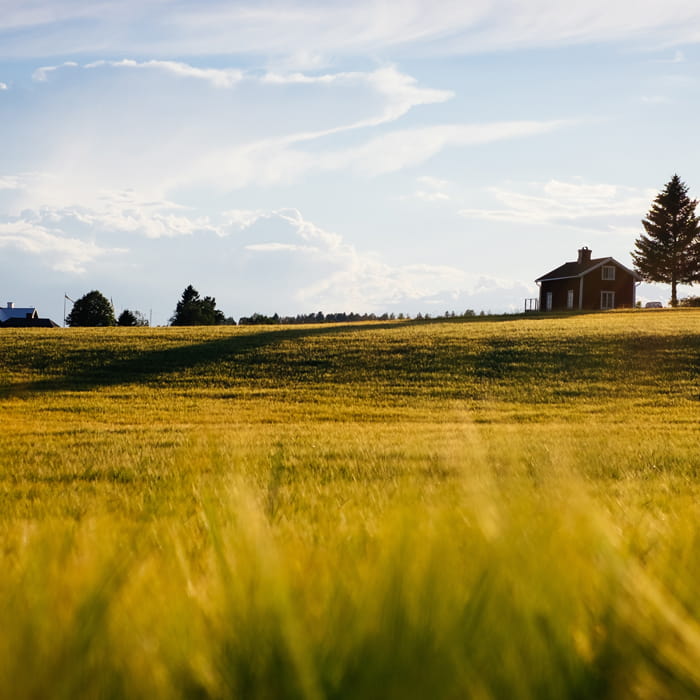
[0,307,38,323]
[536,257,642,282]
[1,317,59,328]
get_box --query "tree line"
[65,285,482,328]
[238,310,479,325]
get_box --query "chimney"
[577,247,591,264]
[7,302,14,309]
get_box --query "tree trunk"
[671,275,678,307]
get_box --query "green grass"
[1,309,700,698]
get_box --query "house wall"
[580,265,636,309]
[540,264,637,311]
[539,279,578,311]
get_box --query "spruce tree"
[170,285,225,325]
[633,174,700,306]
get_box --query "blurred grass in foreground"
[0,309,699,698]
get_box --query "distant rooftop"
[0,302,38,323]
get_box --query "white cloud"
[222,207,527,312]
[0,82,7,90]
[404,175,452,202]
[32,61,77,81]
[38,191,222,239]
[0,218,124,273]
[321,120,569,177]
[84,59,244,88]
[260,66,453,144]
[260,65,454,128]
[459,178,655,234]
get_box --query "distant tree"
[633,174,700,307]
[238,312,280,326]
[66,291,116,327]
[117,309,149,326]
[117,309,137,326]
[170,285,226,326]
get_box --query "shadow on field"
[6,322,404,395]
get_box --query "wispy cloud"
[186,119,570,190]
[459,178,654,234]
[84,59,244,88]
[261,65,454,128]
[0,82,7,90]
[322,120,570,177]
[5,1,700,59]
[32,61,78,81]
[402,175,452,202]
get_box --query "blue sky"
[2,1,700,324]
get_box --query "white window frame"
[567,289,574,309]
[601,291,615,310]
[602,265,616,281]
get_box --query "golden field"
[1,309,699,698]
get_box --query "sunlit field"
[1,309,699,698]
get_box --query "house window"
[567,290,574,309]
[601,291,615,310]
[546,291,552,311]
[602,265,615,280]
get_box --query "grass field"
[1,309,699,698]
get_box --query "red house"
[536,247,641,311]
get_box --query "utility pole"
[63,293,74,327]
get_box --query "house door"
[546,292,552,311]
[601,291,615,310]
[567,289,574,309]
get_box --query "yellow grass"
[0,309,699,698]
